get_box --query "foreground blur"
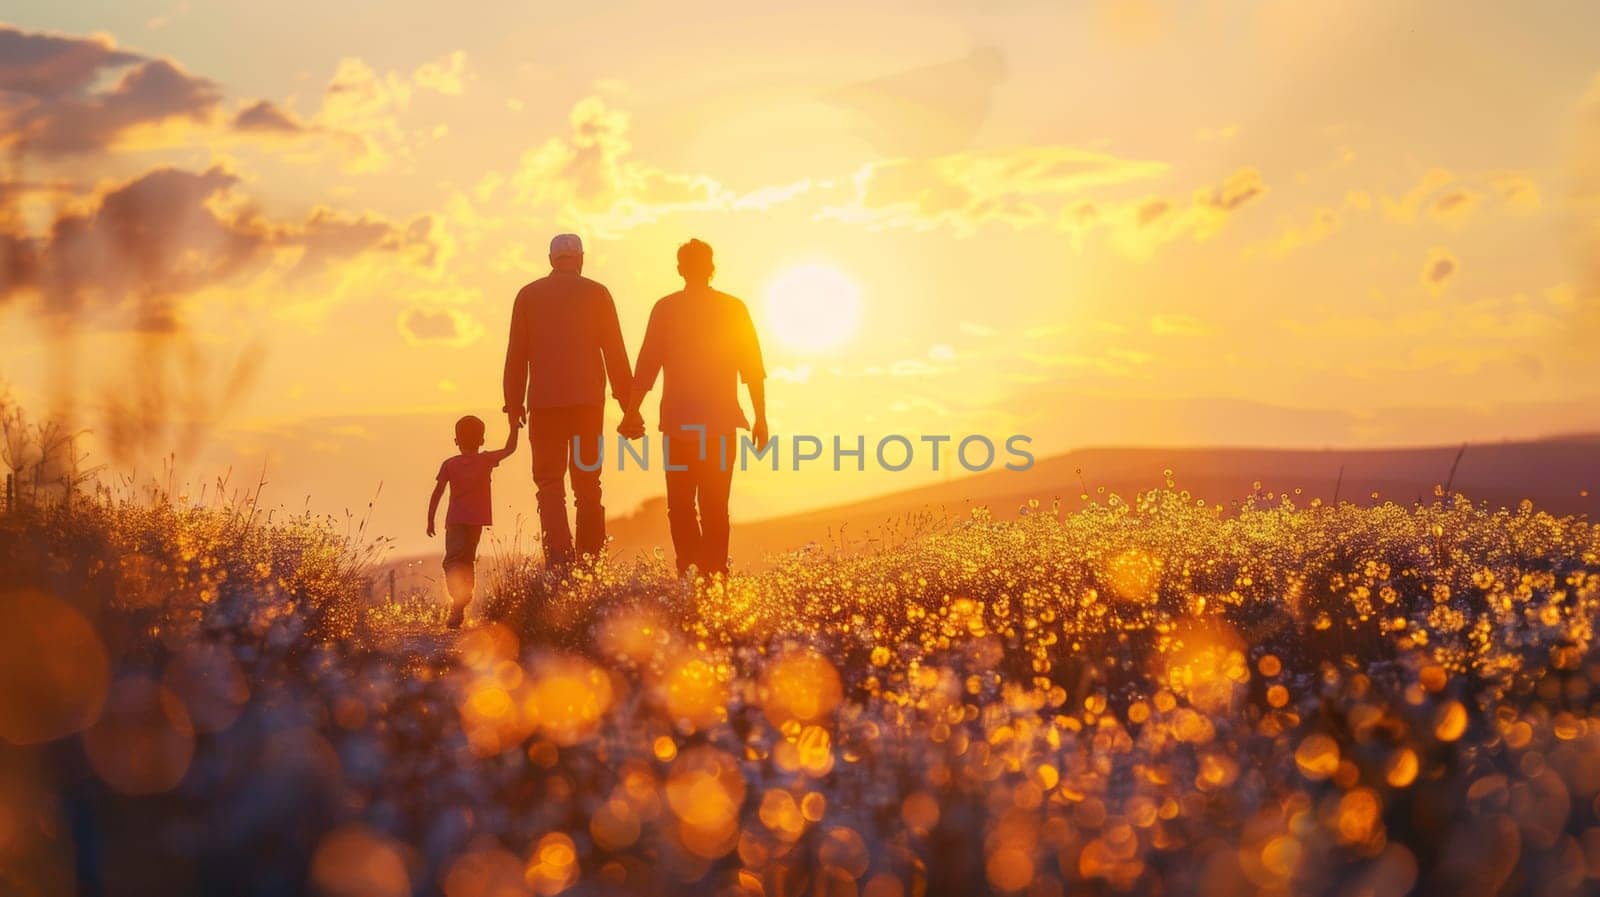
[2,483,1599,896]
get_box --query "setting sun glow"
[763,263,862,353]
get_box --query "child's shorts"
[442,524,483,571]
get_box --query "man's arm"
[619,305,663,437]
[597,288,633,412]
[502,290,530,430]
[747,378,769,451]
[738,301,769,450]
[426,480,446,537]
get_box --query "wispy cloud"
[820,146,1169,234]
[1066,167,1270,258]
[1247,190,1372,257]
[310,52,471,171]
[397,306,482,347]
[503,96,810,237]
[1421,247,1458,294]
[1253,167,1541,259]
[1383,168,1540,226]
[824,46,1007,155]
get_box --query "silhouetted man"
[504,234,632,568]
[620,239,768,578]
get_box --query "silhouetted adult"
[621,239,768,578]
[504,234,632,568]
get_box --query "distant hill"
[610,435,1600,567]
[377,436,1599,592]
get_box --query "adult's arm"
[597,287,633,410]
[746,378,769,450]
[736,300,766,387]
[502,289,530,428]
[738,300,769,448]
[624,304,664,416]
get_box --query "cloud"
[1247,191,1373,257]
[1491,173,1541,214]
[17,166,269,329]
[1422,248,1458,294]
[819,150,1263,256]
[0,228,38,296]
[825,46,1007,155]
[1135,199,1170,227]
[232,99,308,134]
[1201,167,1267,212]
[0,25,469,168]
[233,52,468,161]
[412,51,467,96]
[1096,167,1270,258]
[1384,169,1539,225]
[494,97,1251,251]
[458,91,1267,273]
[1381,168,1455,223]
[1150,314,1212,336]
[144,2,192,32]
[397,306,482,347]
[515,96,634,208]
[1254,166,1538,259]
[1427,188,1479,226]
[821,146,1168,234]
[225,51,472,167]
[0,165,441,330]
[506,96,795,236]
[0,25,141,97]
[311,52,470,171]
[292,209,440,279]
[0,25,220,156]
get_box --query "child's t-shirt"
[437,452,505,526]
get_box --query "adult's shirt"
[503,271,631,412]
[632,286,766,434]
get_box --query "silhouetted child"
[427,415,517,628]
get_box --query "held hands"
[618,409,646,440]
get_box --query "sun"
[763,263,862,352]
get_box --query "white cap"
[549,233,584,258]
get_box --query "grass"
[2,414,1599,896]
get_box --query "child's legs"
[442,524,483,607]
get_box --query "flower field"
[3,481,1599,896]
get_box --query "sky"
[2,0,1599,557]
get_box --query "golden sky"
[3,1,1599,555]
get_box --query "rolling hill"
[372,435,1600,597]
